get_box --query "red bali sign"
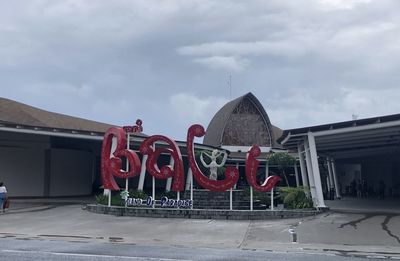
[101,127,141,191]
[245,145,281,191]
[101,124,280,192]
[186,124,239,191]
[139,135,184,192]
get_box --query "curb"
[86,204,321,220]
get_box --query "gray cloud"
[1,0,400,139]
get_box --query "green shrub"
[253,190,268,203]
[95,194,107,205]
[159,190,177,199]
[268,152,296,186]
[283,192,297,208]
[279,187,313,209]
[95,193,125,206]
[128,189,148,199]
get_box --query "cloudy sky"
[1,0,400,140]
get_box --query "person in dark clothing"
[350,179,357,197]
[379,180,385,200]
[357,180,362,198]
[0,182,7,212]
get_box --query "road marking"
[2,249,193,261]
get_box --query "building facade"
[2,94,399,209]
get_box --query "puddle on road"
[109,236,124,243]
[38,234,93,239]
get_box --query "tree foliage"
[268,152,296,186]
[268,152,296,169]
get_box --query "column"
[331,158,341,199]
[185,168,193,191]
[326,157,335,199]
[294,163,300,187]
[297,143,309,188]
[165,156,174,192]
[326,175,331,198]
[137,155,148,191]
[304,139,317,203]
[307,133,327,208]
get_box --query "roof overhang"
[279,114,400,159]
[0,124,104,141]
[1,123,227,151]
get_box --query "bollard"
[288,228,297,243]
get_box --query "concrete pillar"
[327,158,334,190]
[294,163,300,187]
[326,175,331,196]
[326,157,335,200]
[297,143,309,188]
[307,133,327,208]
[304,139,317,203]
[185,168,193,191]
[137,155,148,191]
[165,156,174,192]
[331,158,341,199]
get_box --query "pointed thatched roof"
[0,97,117,134]
[203,92,282,148]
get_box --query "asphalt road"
[0,238,382,261]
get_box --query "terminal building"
[1,94,399,208]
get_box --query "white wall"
[49,148,93,196]
[0,147,45,197]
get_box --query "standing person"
[357,180,362,198]
[379,180,385,200]
[350,179,357,197]
[0,182,7,212]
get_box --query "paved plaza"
[0,197,399,259]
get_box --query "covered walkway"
[279,114,400,209]
[326,198,400,214]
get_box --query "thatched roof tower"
[203,92,282,148]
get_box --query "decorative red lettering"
[245,145,281,192]
[186,124,239,191]
[139,135,184,192]
[101,127,141,190]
